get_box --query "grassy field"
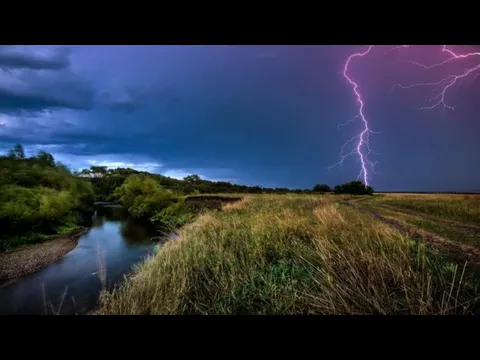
[97,193,480,315]
[374,193,480,226]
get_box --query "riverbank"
[0,227,89,281]
[97,195,480,315]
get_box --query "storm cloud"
[0,45,479,191]
[0,47,94,113]
[0,46,70,70]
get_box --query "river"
[0,204,159,315]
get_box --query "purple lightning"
[393,45,480,111]
[331,45,480,187]
[329,46,374,185]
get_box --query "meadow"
[97,193,480,315]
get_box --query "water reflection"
[0,203,158,315]
[120,219,155,246]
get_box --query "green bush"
[0,144,94,250]
[151,201,198,230]
[129,192,178,219]
[333,181,374,195]
[113,174,179,220]
[0,185,41,226]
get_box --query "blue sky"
[0,45,479,191]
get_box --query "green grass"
[372,193,480,226]
[409,218,480,249]
[358,200,480,249]
[97,195,480,315]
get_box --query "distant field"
[344,193,480,273]
[97,193,480,315]
[372,193,480,226]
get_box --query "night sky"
[0,45,479,191]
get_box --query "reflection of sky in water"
[0,206,158,315]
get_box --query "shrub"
[333,181,374,195]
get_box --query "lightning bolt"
[331,45,480,187]
[393,45,480,111]
[329,46,375,186]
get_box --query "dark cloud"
[0,47,70,70]
[0,66,94,114]
[1,45,479,191]
[99,96,138,113]
[97,87,151,113]
[0,46,94,114]
[0,87,92,113]
[97,85,184,113]
[105,100,137,112]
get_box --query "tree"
[112,174,177,219]
[8,144,25,159]
[333,181,374,195]
[313,184,331,193]
[90,166,108,178]
[36,151,55,167]
[55,162,71,174]
[112,174,160,208]
[184,174,202,184]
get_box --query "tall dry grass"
[97,195,480,315]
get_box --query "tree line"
[78,167,374,201]
[0,144,374,250]
[77,165,374,234]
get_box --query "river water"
[0,204,159,315]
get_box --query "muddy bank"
[185,195,243,203]
[0,227,89,281]
[185,196,243,210]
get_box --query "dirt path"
[375,203,480,233]
[0,227,88,281]
[342,201,480,273]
